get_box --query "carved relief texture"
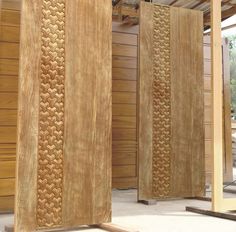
[37,0,65,228]
[152,4,171,198]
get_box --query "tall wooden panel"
[139,2,204,200]
[0,0,20,213]
[204,36,233,184]
[15,0,111,231]
[112,21,138,189]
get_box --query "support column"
[211,0,223,212]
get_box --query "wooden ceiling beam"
[204,4,236,26]
[190,0,209,9]
[170,0,179,6]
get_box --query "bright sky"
[222,15,236,37]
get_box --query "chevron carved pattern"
[37,0,65,228]
[152,4,171,198]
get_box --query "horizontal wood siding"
[112,21,138,189]
[0,3,19,212]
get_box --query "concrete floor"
[1,189,236,232]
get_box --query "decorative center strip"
[152,4,171,198]
[37,0,65,228]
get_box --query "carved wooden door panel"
[15,0,111,231]
[138,2,205,201]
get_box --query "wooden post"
[211,0,223,212]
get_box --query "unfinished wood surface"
[211,0,223,212]
[112,22,138,189]
[0,1,19,213]
[139,2,204,200]
[15,0,112,231]
[204,37,233,184]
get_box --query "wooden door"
[204,36,233,184]
[15,0,112,231]
[0,0,20,213]
[139,2,205,200]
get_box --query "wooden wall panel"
[15,0,111,231]
[139,2,204,200]
[204,36,233,183]
[112,21,139,189]
[0,1,19,213]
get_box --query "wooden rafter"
[112,0,236,28]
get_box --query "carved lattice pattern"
[37,0,65,228]
[152,4,171,198]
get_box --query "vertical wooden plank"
[138,1,154,201]
[211,0,223,212]
[63,0,112,227]
[222,38,233,182]
[170,7,204,197]
[15,0,41,231]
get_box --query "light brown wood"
[0,196,14,212]
[138,2,153,200]
[113,129,136,141]
[0,25,20,42]
[113,104,136,116]
[113,44,137,57]
[0,76,18,92]
[170,6,205,197]
[113,153,136,165]
[96,223,138,232]
[112,21,138,189]
[112,116,136,129]
[113,56,137,69]
[15,0,112,230]
[112,177,137,189]
[0,59,19,75]
[0,178,15,196]
[113,165,136,178]
[113,92,136,104]
[112,21,139,34]
[0,161,15,178]
[0,93,17,108]
[113,32,137,46]
[0,41,19,58]
[2,1,21,11]
[211,0,223,212]
[222,38,233,182]
[203,37,233,184]
[0,4,18,212]
[112,80,136,92]
[1,9,20,25]
[112,68,137,81]
[15,0,40,230]
[0,127,16,143]
[139,2,204,200]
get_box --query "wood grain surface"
[139,2,205,200]
[204,37,233,183]
[112,22,138,189]
[170,6,205,197]
[15,0,112,231]
[0,0,19,213]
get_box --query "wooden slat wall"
[0,1,20,212]
[112,21,138,189]
[204,36,233,184]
